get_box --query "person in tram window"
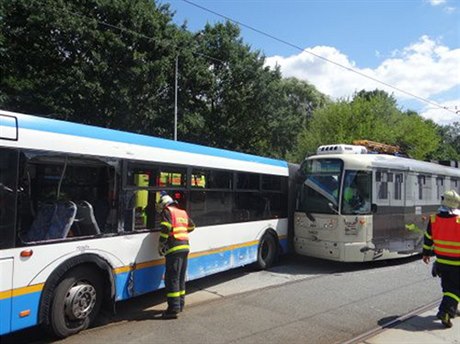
[157,192,195,319]
[422,190,460,328]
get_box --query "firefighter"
[422,189,460,328]
[158,192,195,319]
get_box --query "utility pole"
[174,55,178,141]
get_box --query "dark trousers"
[438,265,460,317]
[165,251,188,311]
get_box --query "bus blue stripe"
[2,237,288,334]
[15,114,287,168]
[0,298,12,335]
[114,240,284,300]
[10,290,41,332]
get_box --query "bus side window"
[18,152,119,243]
[125,164,187,231]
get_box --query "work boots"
[436,311,453,328]
[162,308,179,319]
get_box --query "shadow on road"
[378,314,442,331]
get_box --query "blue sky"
[165,0,460,125]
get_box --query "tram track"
[340,299,440,344]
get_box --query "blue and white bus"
[0,110,290,338]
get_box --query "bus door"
[0,146,19,335]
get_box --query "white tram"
[294,143,460,262]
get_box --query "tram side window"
[0,148,18,249]
[452,178,459,194]
[418,175,425,200]
[124,164,186,231]
[417,174,432,201]
[376,171,388,200]
[17,152,120,244]
[394,173,403,200]
[436,177,445,200]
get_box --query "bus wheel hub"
[65,284,97,320]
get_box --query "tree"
[1,0,181,136]
[175,22,283,156]
[428,121,460,161]
[270,78,330,158]
[292,90,441,162]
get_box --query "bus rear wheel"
[48,266,103,338]
[256,232,278,270]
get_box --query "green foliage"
[428,122,460,161]
[292,90,442,162]
[0,2,455,164]
[153,21,327,159]
[1,0,179,136]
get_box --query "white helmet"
[441,190,460,209]
[159,194,175,208]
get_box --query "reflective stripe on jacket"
[170,207,191,241]
[159,206,195,255]
[430,214,460,266]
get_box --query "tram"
[294,141,460,262]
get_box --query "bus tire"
[256,232,278,270]
[48,266,103,338]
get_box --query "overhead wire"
[180,0,457,115]
[59,5,227,65]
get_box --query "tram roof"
[308,152,460,177]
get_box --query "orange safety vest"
[431,215,460,260]
[168,207,190,241]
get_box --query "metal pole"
[174,55,178,141]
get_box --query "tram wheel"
[256,232,278,270]
[48,266,103,338]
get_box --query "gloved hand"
[431,262,439,277]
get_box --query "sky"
[163,0,460,126]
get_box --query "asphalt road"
[3,254,441,344]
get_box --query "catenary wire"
[181,0,457,115]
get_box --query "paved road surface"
[3,254,442,344]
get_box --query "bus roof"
[0,110,288,174]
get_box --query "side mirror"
[371,203,378,213]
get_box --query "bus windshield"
[342,170,372,215]
[298,158,343,214]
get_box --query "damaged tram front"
[293,143,460,262]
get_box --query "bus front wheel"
[256,232,278,270]
[48,266,103,338]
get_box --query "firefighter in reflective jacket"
[158,192,195,319]
[422,190,460,328]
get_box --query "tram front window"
[298,158,343,214]
[342,170,372,215]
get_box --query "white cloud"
[265,36,460,125]
[427,0,447,6]
[420,100,460,125]
[425,0,456,14]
